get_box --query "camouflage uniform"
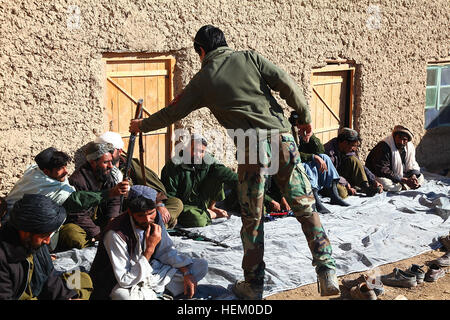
[237,133,336,283]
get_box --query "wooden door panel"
[311,66,353,145]
[104,55,175,177]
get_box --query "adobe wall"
[0,0,449,196]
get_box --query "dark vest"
[89,213,137,300]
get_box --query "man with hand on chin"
[89,185,208,300]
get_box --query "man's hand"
[183,274,197,299]
[129,119,143,133]
[143,223,162,260]
[157,205,171,225]
[280,197,291,211]
[297,123,313,143]
[372,180,384,193]
[179,266,197,299]
[109,180,130,197]
[313,155,328,173]
[270,200,281,212]
[402,175,420,189]
[346,183,357,196]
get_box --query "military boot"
[232,280,263,300]
[317,268,341,296]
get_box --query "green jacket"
[297,134,325,163]
[160,153,237,207]
[140,47,311,136]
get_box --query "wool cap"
[338,127,360,142]
[392,125,413,141]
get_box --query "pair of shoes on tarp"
[381,263,446,287]
[342,274,384,300]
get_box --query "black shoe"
[329,181,351,206]
[313,188,331,214]
[361,182,379,197]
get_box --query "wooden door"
[310,64,354,144]
[103,54,175,176]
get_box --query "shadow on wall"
[416,125,450,175]
[73,143,90,171]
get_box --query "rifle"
[167,227,230,249]
[288,111,300,146]
[120,98,144,211]
[264,210,295,222]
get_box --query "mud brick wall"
[0,0,449,195]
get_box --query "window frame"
[425,63,450,129]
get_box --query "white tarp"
[53,172,450,298]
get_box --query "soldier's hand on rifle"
[109,180,130,197]
[129,119,143,133]
[297,123,313,143]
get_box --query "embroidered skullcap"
[127,185,157,202]
[338,127,360,142]
[94,132,124,150]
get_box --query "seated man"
[324,128,382,198]
[366,125,424,191]
[160,134,238,228]
[95,131,183,229]
[264,130,349,214]
[297,132,350,213]
[58,142,123,250]
[89,185,208,300]
[3,147,128,250]
[5,147,76,216]
[0,194,92,300]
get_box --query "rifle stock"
[120,98,144,211]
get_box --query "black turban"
[9,194,66,234]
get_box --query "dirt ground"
[265,249,450,300]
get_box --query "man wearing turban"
[0,194,92,300]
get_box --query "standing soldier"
[129,25,340,299]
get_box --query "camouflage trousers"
[237,133,336,283]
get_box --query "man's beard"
[132,217,152,230]
[95,166,112,182]
[112,155,120,167]
[22,237,42,255]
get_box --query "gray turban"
[9,194,66,234]
[85,142,115,161]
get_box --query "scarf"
[383,135,420,180]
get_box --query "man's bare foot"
[207,207,229,219]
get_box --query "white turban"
[94,131,124,150]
